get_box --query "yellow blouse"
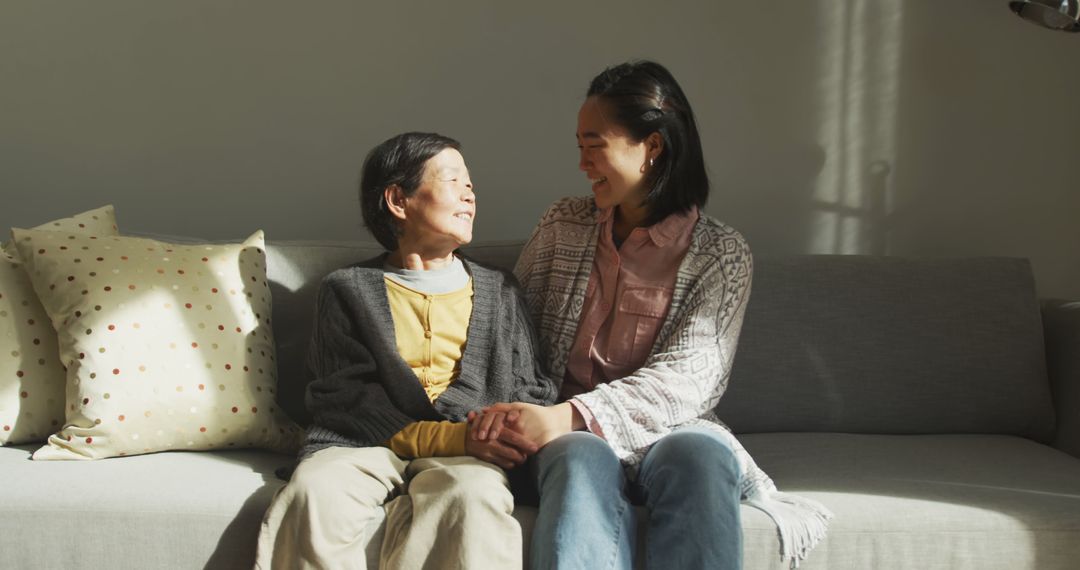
[383,277,473,457]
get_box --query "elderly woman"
[476,61,832,569]
[256,132,556,570]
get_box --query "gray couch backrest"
[267,242,1055,440]
[716,255,1054,441]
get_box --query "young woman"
[477,61,831,569]
[256,132,556,570]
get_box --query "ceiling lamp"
[1009,0,1080,32]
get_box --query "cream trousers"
[255,446,522,570]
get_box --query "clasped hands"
[463,402,577,470]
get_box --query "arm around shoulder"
[513,196,594,287]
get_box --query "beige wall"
[2,0,1078,297]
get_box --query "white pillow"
[0,206,118,445]
[11,228,301,459]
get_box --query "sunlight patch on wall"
[811,0,902,254]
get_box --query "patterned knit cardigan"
[514,196,831,568]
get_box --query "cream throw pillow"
[11,228,301,459]
[0,206,118,445]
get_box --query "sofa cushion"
[0,445,293,569]
[739,433,1080,569]
[12,229,301,459]
[5,434,1078,570]
[0,205,118,445]
[716,256,1054,440]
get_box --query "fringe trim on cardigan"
[745,489,834,569]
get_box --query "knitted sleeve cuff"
[385,421,468,458]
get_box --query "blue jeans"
[529,428,743,570]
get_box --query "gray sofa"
[3,240,1079,570]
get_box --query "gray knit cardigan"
[301,253,557,458]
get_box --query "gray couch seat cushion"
[718,256,1054,440]
[740,433,1080,570]
[10,434,1076,570]
[0,445,291,570]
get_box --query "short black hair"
[359,132,461,251]
[587,60,708,224]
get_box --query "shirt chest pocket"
[606,286,670,367]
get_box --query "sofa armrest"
[1044,299,1080,459]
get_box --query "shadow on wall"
[721,0,902,257]
[720,141,828,255]
[812,159,893,256]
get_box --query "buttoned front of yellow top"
[385,276,473,400]
[383,276,473,457]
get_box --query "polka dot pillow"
[1,205,118,446]
[11,228,301,460]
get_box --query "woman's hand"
[463,433,532,470]
[478,402,581,448]
[465,410,540,469]
[467,409,520,441]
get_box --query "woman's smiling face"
[396,147,476,251]
[576,96,651,211]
